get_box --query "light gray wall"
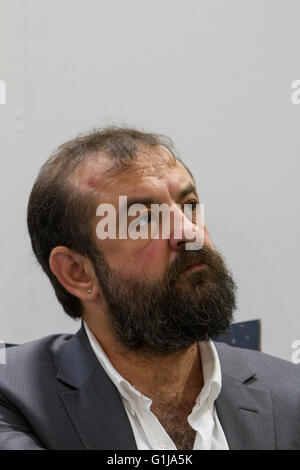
[0,0,299,360]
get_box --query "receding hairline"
[68,143,180,191]
[70,143,194,194]
[41,126,194,192]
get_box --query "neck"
[83,314,204,407]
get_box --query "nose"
[168,204,205,251]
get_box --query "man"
[0,127,299,450]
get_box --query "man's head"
[27,126,237,356]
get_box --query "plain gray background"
[0,0,299,361]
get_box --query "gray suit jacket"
[0,323,300,450]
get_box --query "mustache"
[168,244,214,279]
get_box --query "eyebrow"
[120,183,199,214]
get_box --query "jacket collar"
[56,323,99,388]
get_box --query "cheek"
[100,238,166,277]
[142,240,161,262]
[139,241,168,277]
[97,228,169,280]
[124,240,168,279]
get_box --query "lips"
[184,259,206,271]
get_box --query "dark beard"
[91,244,237,357]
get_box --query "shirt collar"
[83,320,222,413]
[197,340,222,410]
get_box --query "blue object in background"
[215,319,261,351]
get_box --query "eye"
[184,200,198,211]
[137,211,151,227]
[183,201,199,221]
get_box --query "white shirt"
[83,321,229,450]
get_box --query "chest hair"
[150,402,197,450]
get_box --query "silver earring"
[87,289,92,295]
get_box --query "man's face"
[84,147,237,355]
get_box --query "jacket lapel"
[56,324,137,450]
[214,342,275,450]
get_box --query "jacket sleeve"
[0,396,46,450]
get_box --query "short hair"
[27,126,194,319]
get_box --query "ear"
[49,246,100,301]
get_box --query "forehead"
[77,146,195,202]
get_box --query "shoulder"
[214,342,300,448]
[214,341,300,395]
[0,333,74,389]
[3,332,74,360]
[214,340,299,374]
